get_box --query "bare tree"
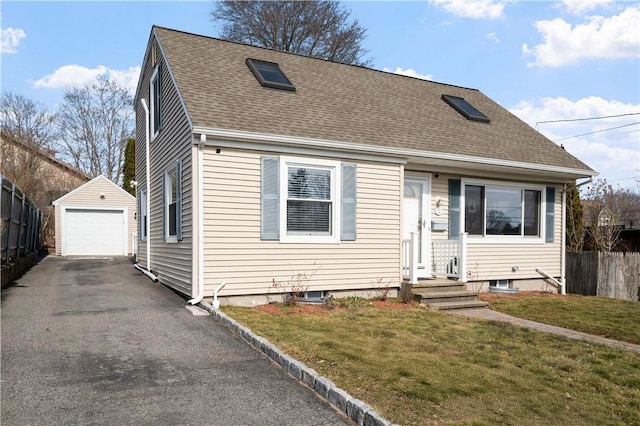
[57,75,134,182]
[0,92,60,197]
[210,0,371,66]
[583,180,640,252]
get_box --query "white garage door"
[65,209,125,256]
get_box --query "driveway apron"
[1,257,352,426]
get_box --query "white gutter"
[192,126,595,179]
[135,98,155,281]
[188,134,206,305]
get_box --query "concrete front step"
[427,300,489,310]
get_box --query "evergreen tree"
[122,138,136,196]
[565,181,585,252]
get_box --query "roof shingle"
[152,26,593,173]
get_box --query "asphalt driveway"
[1,256,352,426]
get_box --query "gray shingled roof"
[153,26,593,173]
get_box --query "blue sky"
[2,0,639,189]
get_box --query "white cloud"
[510,96,640,187]
[486,32,500,42]
[1,27,26,54]
[384,67,433,81]
[523,6,640,67]
[430,0,507,19]
[561,0,613,15]
[32,65,141,94]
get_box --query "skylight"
[441,94,490,123]
[246,58,296,92]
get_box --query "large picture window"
[464,183,542,238]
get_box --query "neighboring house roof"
[142,26,594,178]
[53,175,135,205]
[1,132,92,182]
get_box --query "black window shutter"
[546,187,555,243]
[340,163,357,241]
[448,179,461,240]
[261,156,280,240]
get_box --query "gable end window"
[442,94,490,123]
[150,64,162,138]
[261,156,356,243]
[246,58,296,92]
[462,181,545,241]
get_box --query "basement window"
[442,94,490,123]
[246,58,296,92]
[490,279,510,289]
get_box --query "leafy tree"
[210,0,371,66]
[565,181,585,252]
[122,138,136,196]
[57,74,134,183]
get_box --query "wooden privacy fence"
[566,251,640,301]
[1,175,42,265]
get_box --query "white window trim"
[140,189,147,241]
[279,156,341,244]
[165,170,178,243]
[461,178,546,244]
[149,67,160,140]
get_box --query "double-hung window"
[139,189,147,241]
[164,160,182,242]
[150,65,162,138]
[286,164,334,236]
[261,156,356,243]
[463,181,544,240]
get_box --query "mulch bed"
[249,292,569,316]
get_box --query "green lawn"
[222,301,640,425]
[485,294,640,345]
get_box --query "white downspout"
[188,134,206,305]
[560,185,567,295]
[135,98,157,282]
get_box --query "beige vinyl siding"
[202,148,401,296]
[427,172,562,281]
[54,178,136,256]
[135,36,193,295]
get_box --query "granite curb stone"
[200,302,395,426]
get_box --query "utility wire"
[535,112,640,129]
[553,121,640,142]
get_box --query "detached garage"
[53,175,136,256]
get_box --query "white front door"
[403,177,431,278]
